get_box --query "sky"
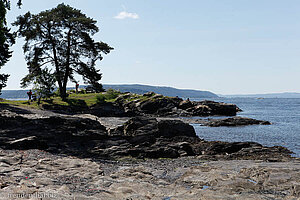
[2,0,300,95]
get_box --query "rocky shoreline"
[43,92,241,117]
[0,105,290,161]
[0,149,299,199]
[0,95,299,199]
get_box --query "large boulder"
[122,117,159,137]
[197,100,239,116]
[157,120,197,138]
[116,117,197,138]
[0,115,108,156]
[178,100,194,110]
[187,104,211,116]
[120,95,183,116]
[138,98,179,115]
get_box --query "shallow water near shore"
[192,97,300,157]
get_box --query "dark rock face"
[118,117,197,138]
[0,115,108,156]
[106,117,197,158]
[122,117,160,137]
[0,111,293,161]
[203,117,271,127]
[196,100,238,116]
[157,120,196,138]
[7,136,48,150]
[178,100,194,110]
[204,142,262,155]
[120,96,182,117]
[38,91,240,118]
[89,102,128,117]
[113,95,240,117]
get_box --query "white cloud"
[114,11,139,20]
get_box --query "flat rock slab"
[0,149,299,200]
[168,117,271,127]
[202,117,271,127]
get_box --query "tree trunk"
[60,86,67,101]
[48,28,66,101]
[61,29,72,101]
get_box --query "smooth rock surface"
[0,149,299,200]
[203,117,271,127]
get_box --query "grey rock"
[203,117,271,127]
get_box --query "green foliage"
[79,89,86,94]
[96,89,121,104]
[0,0,13,94]
[53,89,60,97]
[21,68,56,102]
[68,89,75,94]
[0,1,22,94]
[13,3,113,100]
[96,95,106,104]
[66,98,87,107]
[105,89,121,99]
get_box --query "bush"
[53,89,60,97]
[95,89,121,104]
[79,89,86,94]
[105,89,121,100]
[68,89,75,94]
[96,95,106,104]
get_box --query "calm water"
[191,98,300,157]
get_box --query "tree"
[21,68,56,104]
[0,0,22,94]
[13,3,113,100]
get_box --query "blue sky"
[2,0,300,94]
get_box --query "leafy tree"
[21,68,56,103]
[13,3,113,100]
[0,0,22,94]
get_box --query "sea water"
[191,98,300,157]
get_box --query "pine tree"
[14,3,113,100]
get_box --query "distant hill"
[222,92,300,98]
[103,84,218,98]
[0,84,218,99]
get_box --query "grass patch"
[0,92,98,109]
[96,89,121,104]
[0,99,41,109]
[0,89,170,110]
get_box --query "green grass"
[0,89,172,110]
[96,89,122,104]
[0,92,100,109]
[0,99,40,109]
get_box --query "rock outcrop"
[0,95,297,199]
[172,116,271,127]
[21,91,241,117]
[202,117,271,127]
[111,94,240,117]
[0,110,293,161]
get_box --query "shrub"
[53,89,60,97]
[95,89,121,104]
[105,89,121,100]
[96,94,106,104]
[79,89,86,94]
